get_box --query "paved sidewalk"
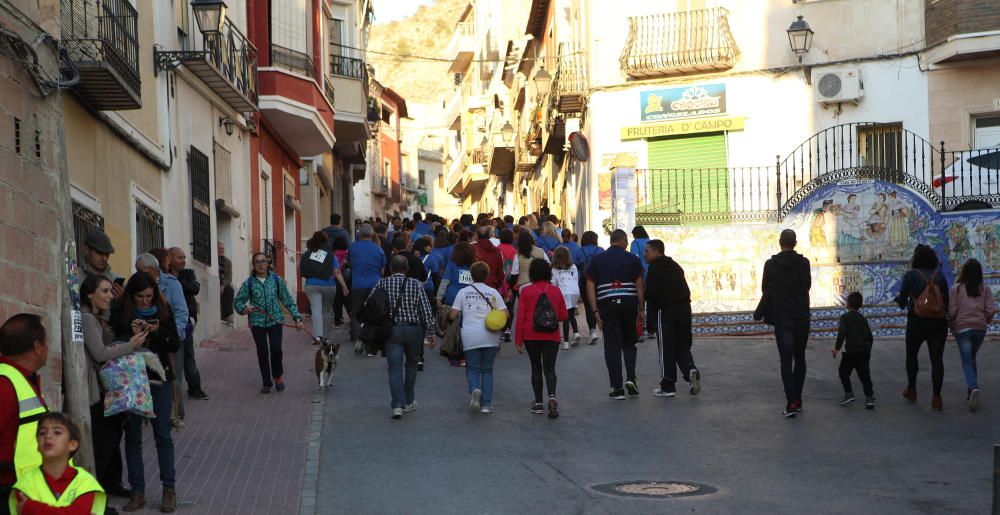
[118,324,317,514]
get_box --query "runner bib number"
[458,269,473,284]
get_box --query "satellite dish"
[568,131,590,162]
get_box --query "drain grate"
[592,480,715,498]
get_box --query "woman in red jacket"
[515,259,568,418]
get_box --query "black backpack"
[358,280,405,344]
[300,248,334,280]
[532,287,559,332]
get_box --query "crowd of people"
[0,208,996,513]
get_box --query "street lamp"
[191,0,227,35]
[786,15,814,63]
[533,67,551,96]
[501,121,514,146]
[218,116,236,136]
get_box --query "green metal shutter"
[646,132,729,216]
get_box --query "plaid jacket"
[369,273,436,336]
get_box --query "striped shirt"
[585,246,644,303]
[369,273,436,336]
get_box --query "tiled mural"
[647,179,1000,315]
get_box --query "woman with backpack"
[551,247,581,349]
[234,253,304,393]
[894,244,950,411]
[301,231,349,345]
[514,259,568,419]
[573,231,605,345]
[948,258,997,412]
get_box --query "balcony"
[270,44,314,78]
[372,176,389,196]
[620,8,739,80]
[61,0,140,110]
[329,47,369,163]
[447,21,475,73]
[259,42,334,157]
[154,17,258,112]
[924,0,1000,64]
[554,42,587,114]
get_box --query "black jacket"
[110,305,181,382]
[761,250,811,320]
[645,256,691,321]
[177,269,200,321]
[894,268,949,319]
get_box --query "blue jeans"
[125,381,175,492]
[773,318,810,404]
[386,325,423,408]
[956,329,986,391]
[465,347,499,407]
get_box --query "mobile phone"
[114,278,125,286]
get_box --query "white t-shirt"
[454,283,506,350]
[552,265,580,308]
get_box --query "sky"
[374,0,436,23]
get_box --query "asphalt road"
[316,331,999,514]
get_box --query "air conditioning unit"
[813,68,863,105]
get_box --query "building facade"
[355,78,407,219]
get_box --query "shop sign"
[620,116,744,141]
[640,84,726,122]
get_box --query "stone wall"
[0,0,67,406]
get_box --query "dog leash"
[247,306,316,340]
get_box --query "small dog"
[315,338,340,387]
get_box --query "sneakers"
[188,389,209,400]
[865,396,875,410]
[589,334,599,345]
[404,401,418,412]
[417,361,424,371]
[625,381,640,397]
[840,393,856,406]
[274,377,285,392]
[792,400,802,414]
[502,330,512,343]
[260,386,272,394]
[902,387,917,402]
[609,388,626,400]
[530,402,545,414]
[782,404,797,418]
[312,337,322,346]
[354,342,364,355]
[931,395,943,411]
[460,359,466,367]
[480,406,493,414]
[561,341,570,350]
[689,369,701,395]
[391,407,403,419]
[470,389,482,412]
[653,386,676,398]
[969,388,980,412]
[572,333,581,346]
[547,396,559,419]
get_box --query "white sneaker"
[403,401,418,412]
[572,333,581,345]
[480,406,493,414]
[470,389,481,411]
[391,407,403,419]
[589,334,599,345]
[561,341,570,350]
[653,388,676,398]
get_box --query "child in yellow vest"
[8,412,106,515]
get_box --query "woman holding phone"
[111,271,181,512]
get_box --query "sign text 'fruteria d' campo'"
[620,116,745,140]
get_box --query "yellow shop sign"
[620,116,744,140]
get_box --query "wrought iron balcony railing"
[620,8,739,79]
[554,42,587,114]
[154,17,258,112]
[270,44,315,78]
[330,54,365,79]
[324,79,335,106]
[61,0,141,109]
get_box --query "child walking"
[832,292,875,409]
[9,412,107,514]
[551,247,580,350]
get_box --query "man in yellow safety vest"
[0,314,50,515]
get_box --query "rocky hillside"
[369,0,468,105]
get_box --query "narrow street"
[316,330,998,514]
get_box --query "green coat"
[234,272,303,327]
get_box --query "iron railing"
[620,8,739,79]
[330,53,365,79]
[205,19,259,107]
[631,123,1000,224]
[72,201,104,260]
[270,44,314,78]
[556,42,587,96]
[135,200,164,254]
[324,79,336,106]
[61,0,140,97]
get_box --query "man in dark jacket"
[643,240,700,398]
[168,247,208,401]
[760,229,811,418]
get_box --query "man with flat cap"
[81,231,124,302]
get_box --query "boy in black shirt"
[832,292,875,409]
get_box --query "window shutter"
[646,132,729,216]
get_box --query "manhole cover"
[592,480,715,498]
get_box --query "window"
[858,123,903,181]
[381,106,393,125]
[329,17,344,57]
[974,116,1000,149]
[189,147,213,265]
[214,142,233,206]
[135,200,164,255]
[72,201,104,260]
[438,173,444,188]
[419,169,426,186]
[271,0,310,53]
